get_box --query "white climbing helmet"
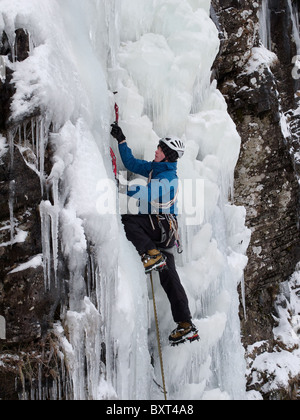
[159,137,185,159]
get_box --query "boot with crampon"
[142,249,167,274]
[169,321,199,346]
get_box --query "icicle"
[22,116,50,194]
[35,118,39,163]
[31,118,36,156]
[52,177,59,209]
[40,200,59,289]
[9,180,15,243]
[50,206,59,285]
[40,201,51,290]
[259,0,272,50]
[0,56,6,83]
[39,118,45,194]
[8,129,15,170]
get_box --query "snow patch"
[0,228,28,248]
[9,254,43,274]
[247,268,300,398]
[246,46,278,75]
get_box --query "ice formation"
[0,0,251,400]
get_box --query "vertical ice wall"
[1,0,250,400]
[112,0,250,400]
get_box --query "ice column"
[40,200,59,289]
[259,0,272,50]
[0,56,6,82]
[8,180,15,243]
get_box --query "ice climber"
[111,123,199,345]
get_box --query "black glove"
[111,123,126,143]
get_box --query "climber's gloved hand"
[111,123,126,143]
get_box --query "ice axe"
[110,91,119,178]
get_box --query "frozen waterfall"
[0,0,250,400]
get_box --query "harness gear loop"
[147,167,182,253]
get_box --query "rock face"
[212,0,300,398]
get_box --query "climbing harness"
[150,271,167,401]
[147,167,182,253]
[165,214,183,253]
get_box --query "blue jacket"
[119,142,179,215]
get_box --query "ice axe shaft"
[110,91,119,179]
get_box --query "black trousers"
[122,215,192,323]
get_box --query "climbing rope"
[150,272,167,401]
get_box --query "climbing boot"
[169,321,199,346]
[142,249,166,274]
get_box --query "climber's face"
[154,146,166,163]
